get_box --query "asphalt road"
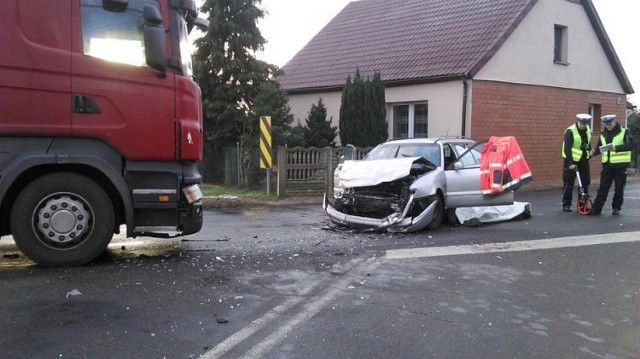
[1,181,639,358]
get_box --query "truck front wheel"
[10,173,115,267]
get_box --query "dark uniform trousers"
[592,167,627,212]
[562,159,590,207]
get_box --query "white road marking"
[200,290,313,359]
[201,256,383,359]
[202,231,639,358]
[239,257,385,359]
[386,231,640,259]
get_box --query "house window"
[392,103,429,138]
[554,25,568,64]
[393,105,409,138]
[414,104,428,137]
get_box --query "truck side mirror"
[192,18,210,31]
[170,0,209,33]
[143,5,167,76]
[186,17,209,34]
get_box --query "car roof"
[382,137,475,145]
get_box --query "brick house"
[275,0,634,185]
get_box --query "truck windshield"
[80,0,156,67]
[172,13,194,77]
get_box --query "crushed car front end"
[324,157,444,232]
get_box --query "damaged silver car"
[323,137,515,232]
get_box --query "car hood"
[338,157,436,188]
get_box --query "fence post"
[325,147,333,195]
[277,146,287,198]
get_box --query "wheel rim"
[33,193,93,249]
[577,198,592,215]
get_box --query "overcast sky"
[254,0,638,105]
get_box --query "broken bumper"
[323,193,437,232]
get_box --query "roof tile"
[278,0,535,91]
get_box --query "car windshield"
[364,143,441,166]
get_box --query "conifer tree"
[193,0,289,181]
[339,69,388,147]
[339,75,355,145]
[248,80,294,150]
[287,124,307,148]
[371,71,388,144]
[304,98,337,147]
[351,69,367,146]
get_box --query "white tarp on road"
[455,201,532,225]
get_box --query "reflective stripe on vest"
[600,128,631,164]
[561,124,591,161]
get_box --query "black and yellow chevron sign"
[259,116,272,169]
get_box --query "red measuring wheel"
[577,196,592,215]
[574,170,592,215]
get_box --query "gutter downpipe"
[461,75,470,137]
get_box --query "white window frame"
[391,102,428,138]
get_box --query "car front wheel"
[426,194,444,230]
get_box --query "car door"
[444,142,514,208]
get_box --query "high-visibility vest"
[481,136,533,194]
[561,124,591,161]
[600,128,631,164]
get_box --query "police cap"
[601,114,616,124]
[576,114,591,123]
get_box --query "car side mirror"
[453,161,463,170]
[340,144,356,164]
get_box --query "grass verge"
[201,183,276,200]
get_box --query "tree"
[339,69,388,146]
[287,124,307,148]
[350,69,367,146]
[248,80,294,150]
[339,74,355,145]
[370,72,388,144]
[627,111,640,170]
[193,0,284,181]
[628,111,640,140]
[230,80,294,187]
[304,98,337,147]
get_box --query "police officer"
[589,114,635,215]
[561,113,592,212]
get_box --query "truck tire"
[10,173,115,267]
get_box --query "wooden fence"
[276,146,370,198]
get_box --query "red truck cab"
[0,0,208,266]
